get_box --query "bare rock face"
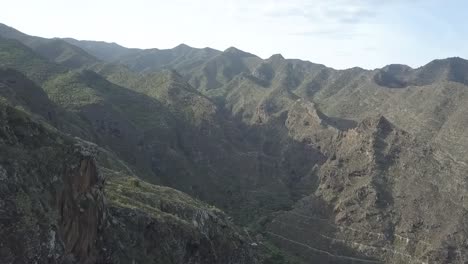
[267,115,468,264]
[0,102,106,264]
[285,99,340,151]
[58,145,106,264]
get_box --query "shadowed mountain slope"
[0,101,258,264]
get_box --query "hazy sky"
[2,0,467,69]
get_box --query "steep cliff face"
[0,103,258,264]
[0,102,106,264]
[58,149,107,264]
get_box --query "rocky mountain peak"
[173,43,191,50]
[172,43,194,55]
[358,115,394,134]
[381,64,413,72]
[411,56,468,86]
[223,46,257,58]
[268,53,285,61]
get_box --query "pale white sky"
[2,0,467,69]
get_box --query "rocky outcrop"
[267,116,468,263]
[58,144,106,264]
[101,177,257,264]
[0,102,106,263]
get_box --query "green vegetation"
[105,176,214,220]
[0,37,63,83]
[43,71,103,108]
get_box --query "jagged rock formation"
[0,102,106,263]
[268,116,468,263]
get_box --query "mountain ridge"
[3,22,468,73]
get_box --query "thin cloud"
[262,0,380,25]
[259,0,382,43]
[2,0,464,69]
[290,29,366,40]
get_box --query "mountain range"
[0,22,467,264]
